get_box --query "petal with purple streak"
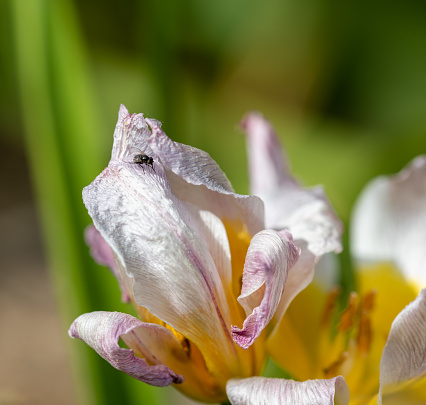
[351,155,426,287]
[242,112,342,256]
[226,376,350,405]
[231,230,300,349]
[378,289,426,402]
[83,160,236,371]
[68,311,183,386]
[241,112,294,197]
[147,118,264,237]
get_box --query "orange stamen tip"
[338,292,359,332]
[321,287,341,326]
[357,312,372,354]
[360,289,377,312]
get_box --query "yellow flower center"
[267,262,419,404]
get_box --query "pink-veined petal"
[351,155,426,287]
[241,111,294,196]
[84,225,130,302]
[231,230,300,349]
[147,118,265,237]
[83,160,236,369]
[378,289,426,402]
[226,376,350,405]
[68,311,183,386]
[146,117,234,193]
[242,112,342,256]
[242,112,342,332]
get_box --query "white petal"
[69,311,183,386]
[111,105,154,160]
[242,112,342,257]
[147,119,265,237]
[241,112,293,196]
[182,204,233,288]
[82,161,235,364]
[351,156,426,286]
[379,289,426,402]
[226,376,350,405]
[231,230,300,349]
[273,241,317,321]
[312,253,340,292]
[146,117,234,193]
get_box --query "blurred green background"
[1,0,426,404]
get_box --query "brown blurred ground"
[0,141,77,405]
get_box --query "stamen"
[360,290,376,312]
[181,338,192,356]
[357,312,372,354]
[338,292,359,333]
[323,351,348,378]
[321,287,341,326]
[357,290,376,354]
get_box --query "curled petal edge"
[231,230,300,349]
[146,118,265,237]
[226,376,350,405]
[379,289,426,402]
[68,311,183,387]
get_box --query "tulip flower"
[250,106,426,405]
[69,106,344,403]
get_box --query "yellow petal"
[357,262,418,340]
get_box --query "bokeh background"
[1,0,426,404]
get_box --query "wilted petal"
[241,112,293,196]
[85,225,130,302]
[147,118,264,237]
[226,376,350,405]
[231,230,300,349]
[183,204,233,288]
[68,311,183,386]
[351,156,426,287]
[83,161,236,370]
[242,112,342,256]
[379,289,426,402]
[273,242,317,321]
[146,117,234,193]
[111,105,154,160]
